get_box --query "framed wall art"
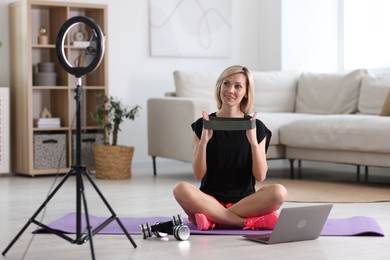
[149,0,232,58]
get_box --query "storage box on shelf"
[72,131,104,169]
[9,0,108,176]
[33,133,67,170]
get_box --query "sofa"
[147,69,390,179]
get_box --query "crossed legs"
[173,182,287,229]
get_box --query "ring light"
[56,16,105,78]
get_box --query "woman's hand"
[200,111,213,145]
[192,111,212,180]
[246,112,258,145]
[246,112,268,182]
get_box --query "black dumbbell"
[140,214,190,241]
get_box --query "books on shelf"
[72,41,90,48]
[34,117,61,128]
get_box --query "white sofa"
[147,69,390,179]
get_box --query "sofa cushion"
[280,114,390,153]
[358,74,390,115]
[253,71,298,113]
[295,69,366,114]
[257,112,313,145]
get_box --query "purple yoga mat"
[321,216,384,236]
[34,213,384,237]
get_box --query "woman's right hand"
[192,111,212,180]
[200,111,213,144]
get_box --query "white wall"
[256,0,282,70]
[0,0,341,171]
[255,0,340,72]
[281,0,340,72]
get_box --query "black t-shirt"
[191,112,272,203]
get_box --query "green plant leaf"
[89,94,141,146]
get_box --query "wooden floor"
[0,161,389,260]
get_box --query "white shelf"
[0,87,10,174]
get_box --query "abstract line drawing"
[149,0,232,57]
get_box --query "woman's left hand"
[246,112,258,145]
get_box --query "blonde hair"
[215,65,254,115]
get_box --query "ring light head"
[56,16,105,78]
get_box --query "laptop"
[244,204,333,244]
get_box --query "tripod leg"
[2,170,74,256]
[83,171,137,248]
[2,219,32,256]
[115,217,138,248]
[77,173,96,260]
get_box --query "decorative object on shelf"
[90,94,141,179]
[72,28,90,47]
[38,26,48,45]
[33,62,57,86]
[40,107,52,118]
[73,28,88,41]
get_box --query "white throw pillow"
[295,69,366,114]
[253,71,298,113]
[358,74,390,115]
[174,70,218,101]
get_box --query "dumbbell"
[140,214,190,241]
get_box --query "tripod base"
[2,165,137,259]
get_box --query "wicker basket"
[92,145,134,179]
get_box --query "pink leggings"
[208,195,236,209]
[219,201,235,209]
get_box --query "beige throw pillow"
[380,90,390,116]
[358,74,390,114]
[253,71,298,113]
[295,69,367,114]
[174,70,218,100]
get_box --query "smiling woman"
[172,65,287,232]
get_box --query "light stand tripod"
[2,16,137,259]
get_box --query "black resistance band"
[203,116,256,131]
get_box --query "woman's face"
[219,73,247,108]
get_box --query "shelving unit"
[9,1,108,176]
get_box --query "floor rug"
[34,213,384,237]
[260,179,390,203]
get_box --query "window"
[342,0,390,70]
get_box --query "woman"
[173,65,287,230]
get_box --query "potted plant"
[90,94,140,179]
